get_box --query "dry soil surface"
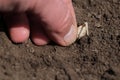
[0,0,120,80]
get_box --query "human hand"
[0,0,77,46]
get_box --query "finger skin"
[0,0,77,46]
[32,0,77,46]
[28,15,50,45]
[4,13,30,43]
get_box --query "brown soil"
[0,0,120,80]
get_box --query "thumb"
[32,0,77,46]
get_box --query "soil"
[0,0,120,80]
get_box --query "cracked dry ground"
[0,0,120,80]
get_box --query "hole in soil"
[106,68,116,75]
[4,72,11,76]
[116,35,120,46]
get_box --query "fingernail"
[64,24,77,46]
